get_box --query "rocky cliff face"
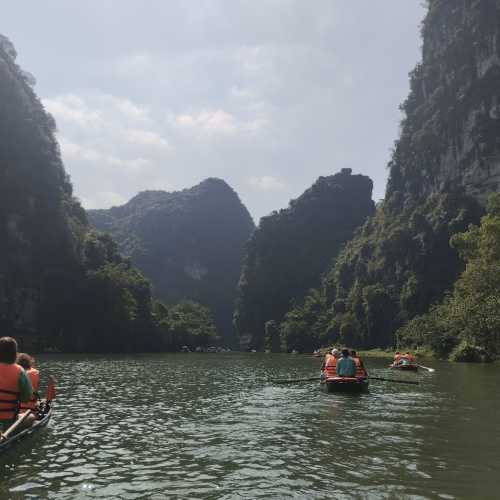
[234,169,375,350]
[88,179,255,344]
[388,0,500,206]
[281,0,500,349]
[0,34,86,338]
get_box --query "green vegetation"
[88,180,254,345]
[235,169,375,350]
[398,194,500,361]
[154,300,218,351]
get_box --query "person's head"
[0,337,18,364]
[341,348,350,358]
[16,352,34,370]
[351,350,357,357]
[395,351,400,355]
[331,348,340,357]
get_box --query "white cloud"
[44,94,103,128]
[248,176,286,192]
[175,108,268,136]
[80,191,128,209]
[125,128,169,148]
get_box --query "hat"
[331,348,339,355]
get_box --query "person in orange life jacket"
[0,337,33,433]
[405,351,415,363]
[321,348,340,379]
[16,353,39,412]
[393,352,402,364]
[350,350,367,378]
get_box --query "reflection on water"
[1,354,499,499]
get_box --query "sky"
[4,1,426,222]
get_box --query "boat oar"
[368,376,419,385]
[0,410,32,442]
[417,364,435,373]
[272,377,320,384]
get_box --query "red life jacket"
[20,368,39,411]
[324,355,337,377]
[0,363,22,421]
[353,357,366,378]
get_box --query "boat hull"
[0,405,52,453]
[323,377,369,393]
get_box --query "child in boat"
[16,353,40,412]
[0,337,33,434]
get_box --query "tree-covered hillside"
[281,0,500,352]
[234,169,375,350]
[88,179,255,345]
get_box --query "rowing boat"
[0,401,52,454]
[322,376,369,393]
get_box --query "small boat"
[390,363,418,371]
[322,376,369,393]
[0,401,52,454]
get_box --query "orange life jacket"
[20,368,39,411]
[324,355,337,377]
[353,357,366,378]
[0,363,23,421]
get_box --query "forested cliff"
[281,0,500,355]
[88,180,255,344]
[0,35,221,353]
[234,169,375,350]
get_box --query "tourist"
[336,348,356,377]
[0,337,33,433]
[322,348,340,378]
[16,353,40,412]
[351,350,367,378]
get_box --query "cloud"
[248,176,286,192]
[125,128,169,148]
[175,109,268,136]
[44,94,103,128]
[80,191,128,209]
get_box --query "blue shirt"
[336,357,356,377]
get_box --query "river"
[0,353,499,499]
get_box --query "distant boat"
[291,350,298,355]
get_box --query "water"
[1,354,499,499]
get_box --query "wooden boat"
[390,363,418,371]
[322,376,369,393]
[0,401,52,454]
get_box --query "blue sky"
[4,1,425,221]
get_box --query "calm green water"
[0,353,499,499]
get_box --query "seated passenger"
[16,353,39,412]
[336,349,356,377]
[351,350,367,378]
[322,348,340,378]
[0,337,33,434]
[393,351,402,364]
[405,351,415,363]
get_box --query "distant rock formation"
[88,179,255,344]
[234,169,375,349]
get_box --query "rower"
[16,353,40,413]
[336,348,356,378]
[351,350,367,378]
[0,337,33,433]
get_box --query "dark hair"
[341,348,350,357]
[395,351,400,355]
[0,337,18,364]
[16,352,34,369]
[351,350,357,356]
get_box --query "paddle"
[273,377,320,384]
[368,376,419,385]
[0,410,32,442]
[417,364,435,373]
